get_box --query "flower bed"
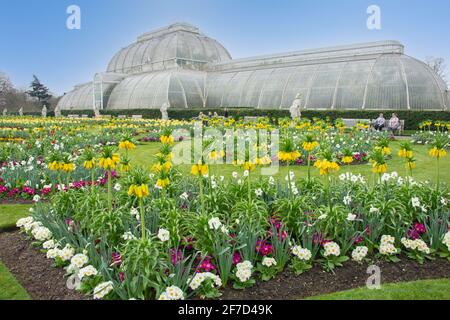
[2,116,450,300]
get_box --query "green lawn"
[307,279,450,300]
[0,204,32,300]
[0,261,30,300]
[126,141,450,185]
[0,204,32,230]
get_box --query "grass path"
[306,279,450,300]
[0,204,32,231]
[126,141,450,185]
[0,261,31,300]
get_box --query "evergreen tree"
[26,75,52,105]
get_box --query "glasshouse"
[57,23,448,112]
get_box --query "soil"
[0,229,448,300]
[220,257,450,300]
[0,199,34,205]
[0,231,88,300]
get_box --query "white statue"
[94,103,101,118]
[2,108,7,116]
[18,107,23,116]
[41,105,47,118]
[54,105,61,117]
[289,93,302,120]
[160,102,169,120]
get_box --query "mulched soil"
[0,231,88,300]
[0,229,449,300]
[0,199,34,205]
[221,257,450,300]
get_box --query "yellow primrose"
[341,156,353,164]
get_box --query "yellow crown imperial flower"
[160,135,174,145]
[398,149,413,158]
[242,161,256,172]
[302,141,319,152]
[156,178,170,189]
[372,162,388,174]
[314,159,340,175]
[191,164,209,176]
[128,184,149,198]
[61,163,75,172]
[406,161,416,170]
[119,140,136,151]
[278,151,301,162]
[83,160,96,170]
[429,147,447,159]
[48,161,60,171]
[381,147,391,155]
[98,154,121,170]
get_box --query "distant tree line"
[0,72,59,114]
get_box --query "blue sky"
[0,0,449,95]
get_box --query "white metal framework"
[57,23,448,112]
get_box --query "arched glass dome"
[57,83,93,111]
[107,23,231,74]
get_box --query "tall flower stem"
[139,197,146,240]
[107,170,112,212]
[327,175,332,213]
[199,176,205,215]
[436,157,440,192]
[307,152,311,182]
[91,170,95,194]
[287,162,292,198]
[247,171,252,205]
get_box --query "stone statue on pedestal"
[2,108,7,116]
[160,102,169,120]
[54,105,61,117]
[289,93,302,121]
[41,105,47,118]
[18,107,23,116]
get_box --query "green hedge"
[24,109,450,130]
